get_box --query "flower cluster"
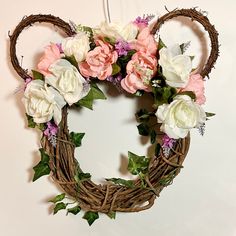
[22,16,211,142]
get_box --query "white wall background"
[1,0,236,235]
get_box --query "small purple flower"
[44,121,58,137]
[134,15,155,28]
[56,43,64,53]
[106,74,124,92]
[162,134,176,149]
[115,40,131,56]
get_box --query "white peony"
[156,95,206,139]
[62,32,90,62]
[45,59,90,106]
[93,21,138,41]
[22,80,66,125]
[159,44,192,88]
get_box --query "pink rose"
[79,39,118,80]
[121,51,158,93]
[181,73,206,105]
[130,27,157,55]
[37,43,61,76]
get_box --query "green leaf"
[177,91,196,100]
[206,112,215,117]
[134,90,144,97]
[32,70,44,80]
[112,63,121,76]
[67,205,81,215]
[53,202,67,215]
[83,211,99,226]
[76,83,106,110]
[128,152,149,175]
[103,37,116,45]
[153,86,177,107]
[26,114,36,128]
[155,143,161,157]
[190,56,195,61]
[32,148,51,182]
[150,130,157,144]
[107,211,116,219]
[91,83,106,100]
[158,38,166,50]
[136,109,154,122]
[75,172,91,183]
[70,132,85,147]
[49,193,66,203]
[137,123,150,136]
[64,55,78,68]
[105,178,135,188]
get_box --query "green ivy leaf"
[136,109,154,122]
[64,55,78,68]
[177,91,196,100]
[153,86,177,107]
[32,148,51,182]
[76,83,106,110]
[150,130,157,144]
[53,202,67,215]
[128,152,149,175]
[83,211,99,226]
[70,132,85,147]
[206,112,216,117]
[137,123,150,136]
[105,178,135,188]
[112,63,121,76]
[49,193,66,203]
[32,70,44,80]
[158,38,166,50]
[26,114,36,128]
[107,211,116,219]
[67,205,81,215]
[74,172,91,183]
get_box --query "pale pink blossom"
[79,39,118,80]
[130,27,157,55]
[181,73,206,105]
[121,51,158,93]
[37,43,61,76]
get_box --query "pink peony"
[121,51,158,93]
[181,73,206,105]
[37,43,61,76]
[130,27,157,55]
[79,39,118,80]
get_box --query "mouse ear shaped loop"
[152,8,219,78]
[9,14,75,81]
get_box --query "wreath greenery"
[9,8,219,225]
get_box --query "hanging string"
[103,0,111,23]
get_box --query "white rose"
[62,32,90,62]
[159,44,192,88]
[156,95,206,139]
[120,23,138,41]
[93,21,138,41]
[45,59,90,106]
[22,80,66,125]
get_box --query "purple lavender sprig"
[115,40,131,56]
[162,134,177,157]
[43,121,58,147]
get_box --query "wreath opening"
[9,8,219,225]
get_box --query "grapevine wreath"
[10,8,219,225]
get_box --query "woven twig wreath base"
[10,8,219,213]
